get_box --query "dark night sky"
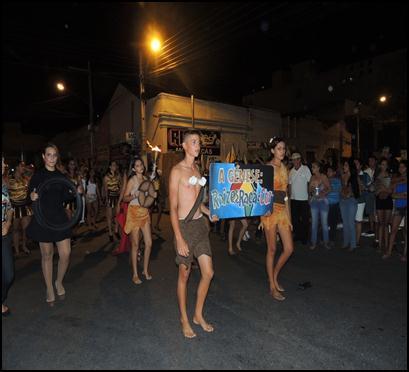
[2,2,407,138]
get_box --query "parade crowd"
[2,139,407,338]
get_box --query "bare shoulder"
[170,163,183,181]
[171,162,184,174]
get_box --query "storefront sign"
[167,128,221,155]
[125,132,137,145]
[209,163,274,219]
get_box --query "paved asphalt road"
[2,215,407,370]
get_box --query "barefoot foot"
[132,276,142,285]
[274,283,285,292]
[181,319,197,338]
[270,288,285,301]
[55,280,66,296]
[193,316,214,332]
[142,272,152,280]
[46,289,55,304]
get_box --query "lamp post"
[139,36,162,165]
[55,63,95,162]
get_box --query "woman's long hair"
[345,158,360,199]
[127,157,145,180]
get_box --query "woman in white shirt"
[85,168,101,230]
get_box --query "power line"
[149,3,289,77]
[153,3,271,73]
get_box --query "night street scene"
[2,2,407,370]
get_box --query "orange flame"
[146,140,162,153]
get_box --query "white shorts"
[355,202,366,222]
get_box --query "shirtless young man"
[169,130,218,339]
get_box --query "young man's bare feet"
[181,319,197,338]
[228,249,237,256]
[132,275,142,285]
[193,316,214,332]
[236,243,242,252]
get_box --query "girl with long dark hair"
[259,137,293,301]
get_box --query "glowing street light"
[379,95,387,103]
[150,37,161,53]
[56,82,65,92]
[139,32,162,162]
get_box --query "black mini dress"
[26,168,74,243]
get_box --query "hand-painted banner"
[209,163,274,219]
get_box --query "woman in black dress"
[26,144,81,304]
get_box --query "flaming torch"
[146,140,162,186]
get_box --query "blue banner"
[209,163,274,219]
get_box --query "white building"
[93,84,282,169]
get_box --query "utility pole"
[139,54,147,165]
[354,105,360,158]
[88,61,95,163]
[67,63,95,164]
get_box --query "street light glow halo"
[150,37,161,53]
[56,82,65,91]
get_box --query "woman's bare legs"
[21,216,31,253]
[106,206,113,237]
[377,210,386,253]
[264,225,284,299]
[384,210,392,253]
[12,219,22,256]
[54,239,71,296]
[227,220,236,255]
[274,224,294,292]
[129,228,142,284]
[141,223,153,280]
[236,219,248,251]
[39,242,55,302]
[378,210,392,253]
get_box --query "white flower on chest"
[188,176,207,186]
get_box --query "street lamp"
[56,82,65,92]
[379,95,387,103]
[55,72,95,162]
[139,34,162,163]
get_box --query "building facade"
[243,48,407,162]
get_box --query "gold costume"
[8,177,33,218]
[260,163,291,230]
[124,205,150,233]
[106,173,121,208]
